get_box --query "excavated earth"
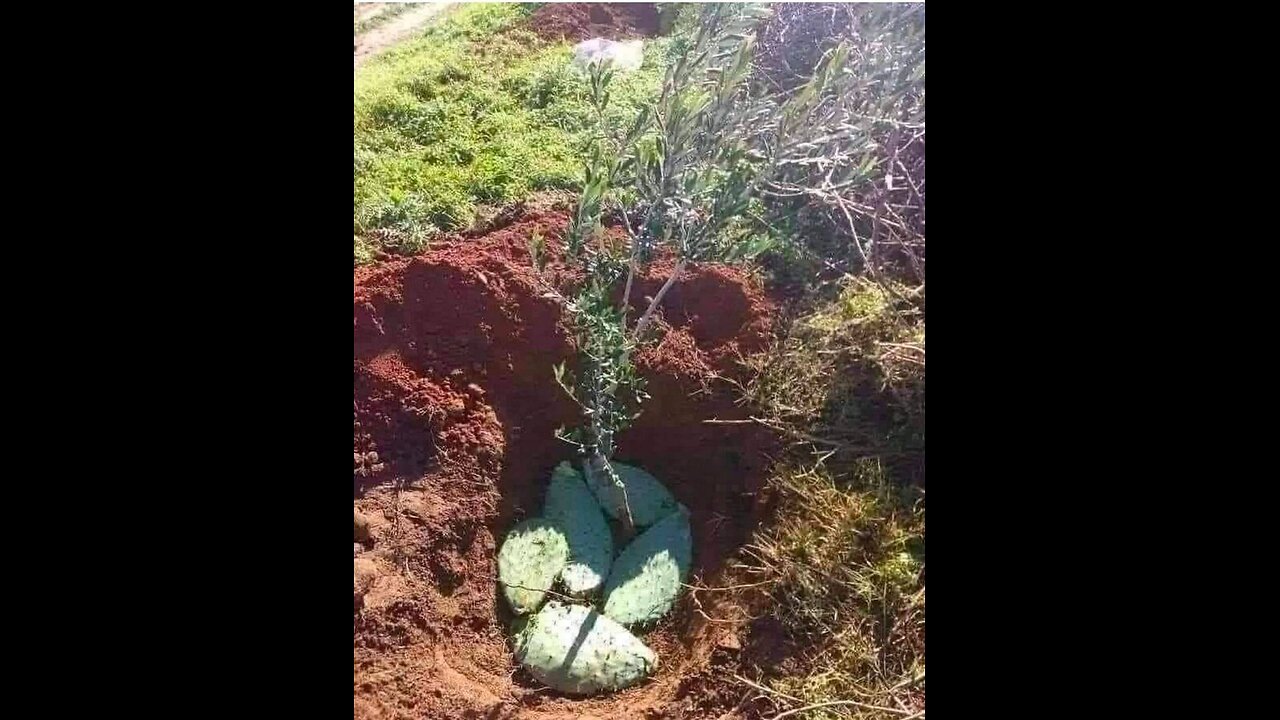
[525,3,661,42]
[354,209,782,719]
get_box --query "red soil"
[354,210,780,719]
[526,3,661,42]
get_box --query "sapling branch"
[554,5,793,542]
[621,256,637,313]
[586,451,637,539]
[633,257,688,339]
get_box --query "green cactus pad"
[584,461,680,528]
[497,518,569,615]
[602,507,693,626]
[513,600,658,694]
[544,462,613,596]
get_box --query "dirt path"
[355,3,453,69]
[354,3,389,24]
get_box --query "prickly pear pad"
[544,462,614,596]
[498,518,569,614]
[585,461,680,528]
[513,600,657,695]
[602,507,693,626]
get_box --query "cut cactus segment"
[513,600,658,694]
[584,460,680,528]
[602,507,693,626]
[497,518,569,615]
[544,462,613,596]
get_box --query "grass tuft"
[735,276,925,718]
[747,460,924,718]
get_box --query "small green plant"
[527,229,547,272]
[354,192,441,254]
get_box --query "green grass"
[354,3,669,263]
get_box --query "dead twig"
[740,672,922,719]
[769,699,916,719]
[682,578,778,592]
[889,671,925,691]
[490,579,580,604]
[704,415,848,448]
[689,589,759,624]
[876,342,925,354]
[733,674,801,703]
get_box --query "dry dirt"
[527,3,661,42]
[354,207,785,719]
[355,3,454,69]
[356,4,391,24]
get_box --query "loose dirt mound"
[526,3,660,42]
[354,210,780,719]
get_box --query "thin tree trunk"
[633,258,689,339]
[621,257,637,315]
[586,452,636,541]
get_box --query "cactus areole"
[496,462,690,694]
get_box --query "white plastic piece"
[572,38,644,72]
